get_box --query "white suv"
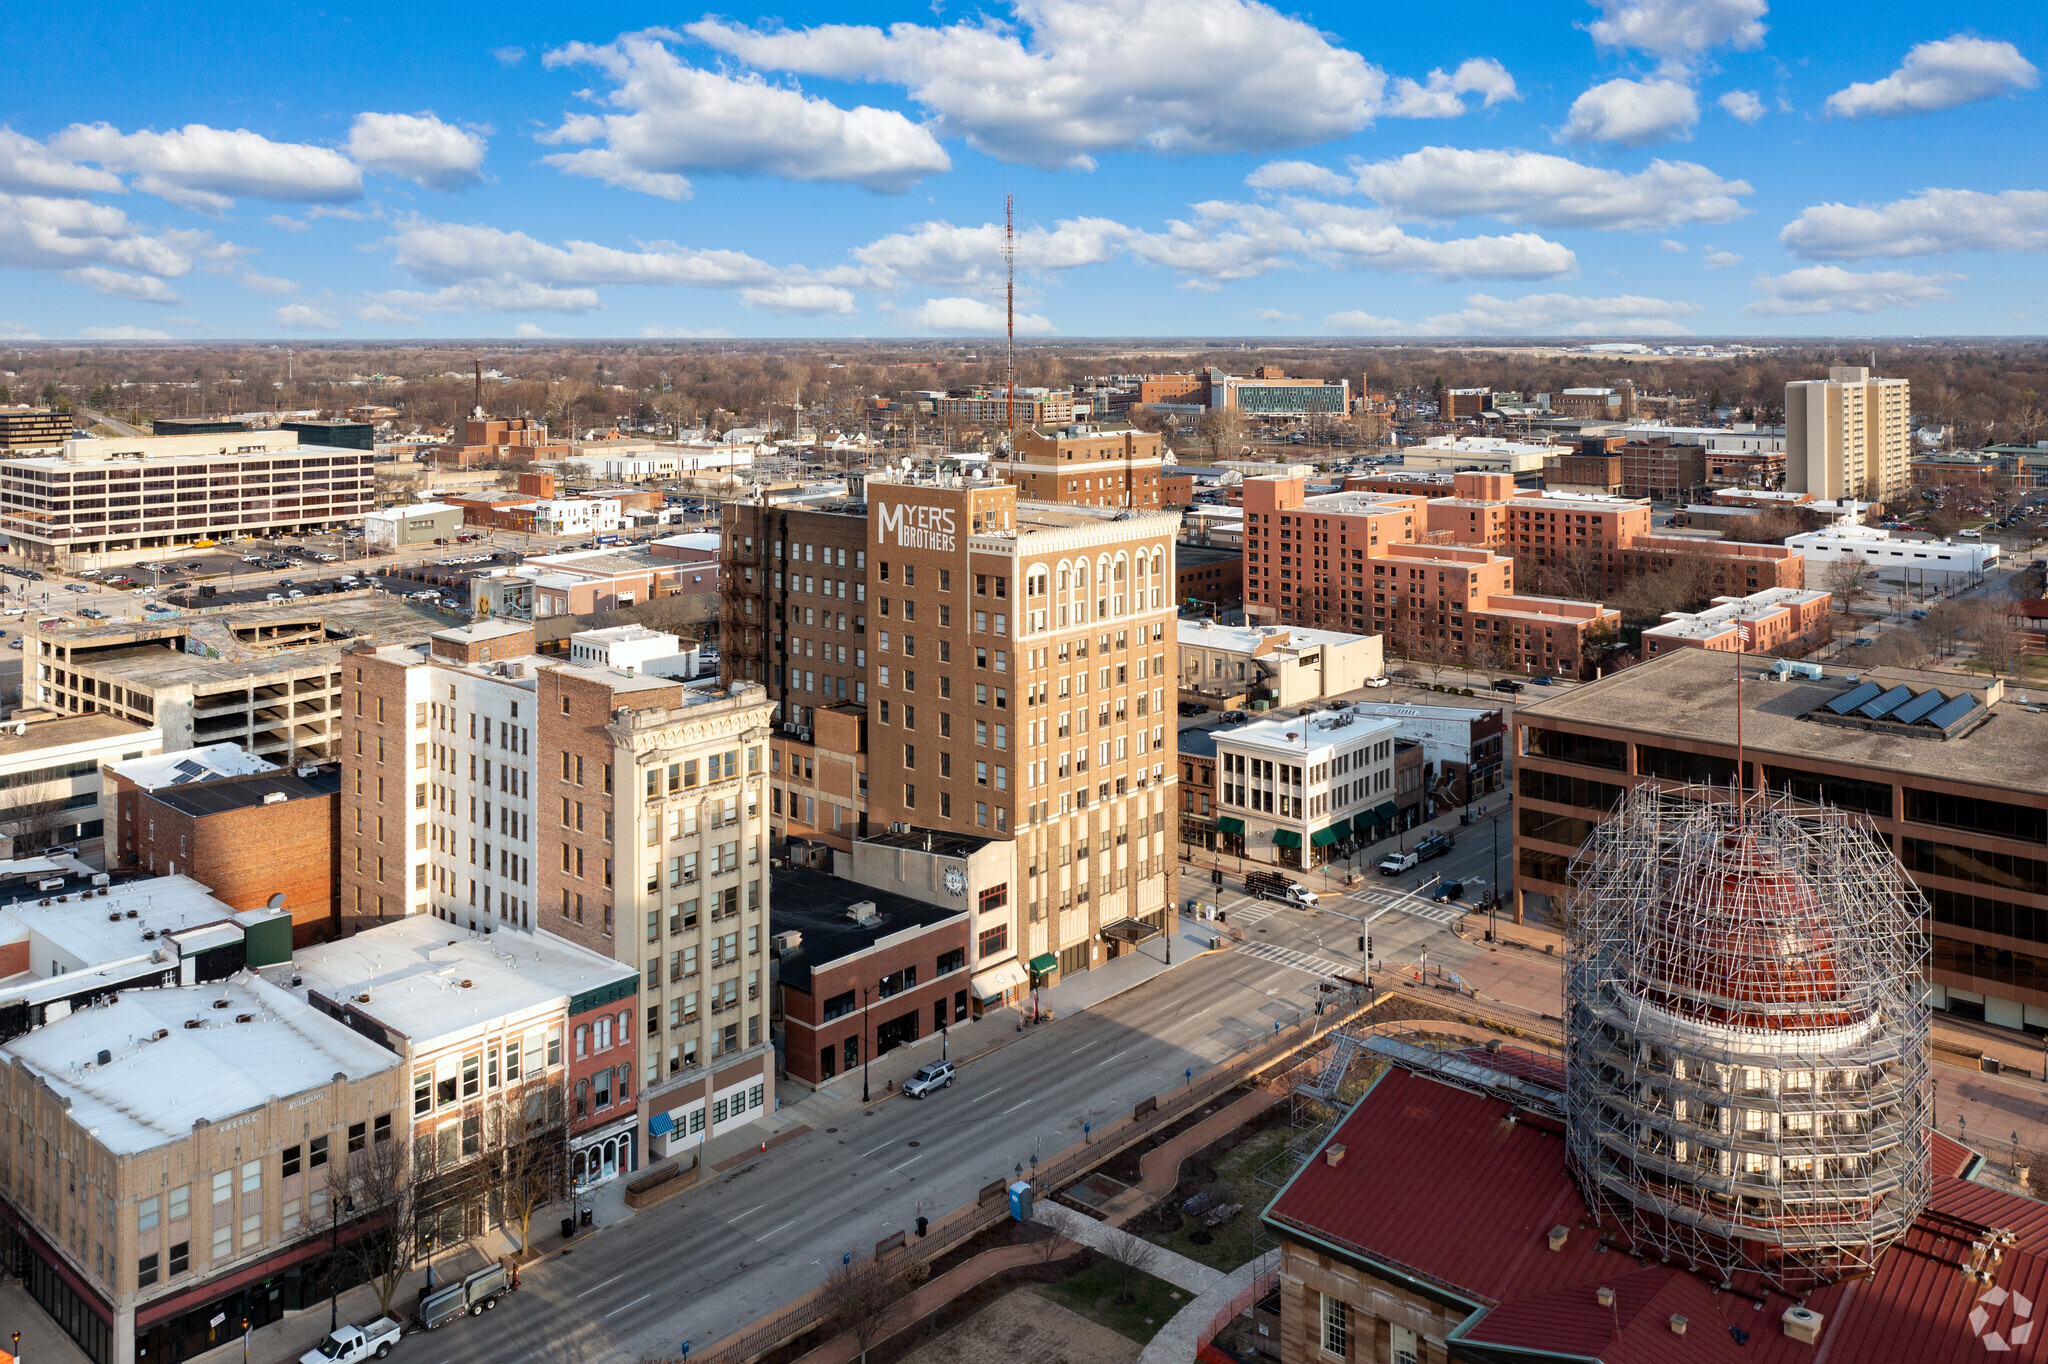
[903,1061,956,1099]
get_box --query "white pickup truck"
[301,1317,401,1364]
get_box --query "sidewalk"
[1032,1204,1223,1296]
[790,1236,1083,1364]
[1137,1250,1278,1364]
[1096,1088,1283,1227]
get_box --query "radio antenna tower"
[1004,194,1016,434]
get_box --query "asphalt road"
[399,912,1452,1364]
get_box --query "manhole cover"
[908,1140,921,1147]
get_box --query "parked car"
[904,1061,956,1098]
[1529,676,1553,687]
[65,584,91,594]
[1177,701,1207,717]
[1378,851,1419,876]
[1219,710,1249,725]
[1415,832,1455,863]
[1362,676,1390,688]
[300,1317,401,1364]
[1490,679,1524,693]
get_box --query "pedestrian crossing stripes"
[1232,938,1356,981]
[1224,899,1281,927]
[1347,889,1464,925]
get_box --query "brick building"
[1177,726,1218,849]
[1639,586,1833,658]
[990,423,1165,509]
[1620,533,1806,595]
[1544,451,1622,495]
[0,405,74,450]
[105,758,342,946]
[1618,436,1709,500]
[930,389,1075,429]
[1175,543,1242,611]
[433,416,570,469]
[772,870,970,1089]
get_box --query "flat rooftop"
[109,743,276,790]
[1174,544,1239,569]
[861,827,995,858]
[4,975,399,1156]
[146,764,340,818]
[1013,504,1182,533]
[771,868,967,992]
[293,916,634,1049]
[1178,620,1371,653]
[1641,587,1833,641]
[0,712,154,760]
[1516,650,2045,794]
[2,874,241,965]
[34,595,443,689]
[1297,491,1421,514]
[1215,708,1399,758]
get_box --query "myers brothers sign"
[877,500,956,552]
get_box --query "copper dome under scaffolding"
[1564,783,1931,1291]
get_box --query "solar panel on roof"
[1859,685,1915,719]
[1890,689,1948,726]
[1925,693,1979,729]
[1826,681,1883,715]
[170,758,208,783]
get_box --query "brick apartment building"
[990,423,1165,509]
[1176,544,1242,611]
[1620,532,1807,595]
[1639,586,1833,658]
[1545,451,1623,495]
[930,389,1075,429]
[104,758,342,946]
[721,472,1182,993]
[772,869,970,1088]
[1512,652,2048,1037]
[1618,436,1709,500]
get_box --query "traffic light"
[1211,867,1222,886]
[1358,933,1373,960]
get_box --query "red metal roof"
[1267,1062,2048,1362]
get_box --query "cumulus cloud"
[81,325,173,340]
[1245,160,1355,195]
[346,113,486,190]
[1701,250,1743,268]
[1349,147,1750,231]
[1323,309,1404,333]
[1826,36,2038,118]
[1415,290,1702,335]
[1719,89,1767,123]
[275,303,339,330]
[1660,239,1689,252]
[1781,188,2048,259]
[1745,265,1961,315]
[0,192,217,278]
[492,47,526,66]
[850,216,1127,289]
[1561,77,1698,146]
[50,122,361,212]
[387,219,779,289]
[738,282,859,316]
[689,0,1395,168]
[1585,0,1767,68]
[900,295,1053,334]
[1245,307,1301,322]
[1384,58,1520,119]
[640,323,730,338]
[65,266,181,303]
[0,322,42,339]
[229,268,298,296]
[540,33,949,197]
[511,322,557,338]
[0,128,123,194]
[359,281,606,324]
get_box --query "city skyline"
[2,0,2045,340]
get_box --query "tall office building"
[1785,366,1912,504]
[722,471,1181,999]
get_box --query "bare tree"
[0,792,79,857]
[1824,559,1874,617]
[489,1084,569,1255]
[329,1125,422,1320]
[1197,407,1247,463]
[1101,1228,1163,1306]
[821,1253,898,1364]
[1036,1204,1081,1266]
[1969,599,2026,682]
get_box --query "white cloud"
[1826,36,2038,118]
[1561,77,1698,146]
[1701,249,1743,268]
[1585,0,1767,68]
[900,295,1053,334]
[511,322,557,338]
[388,219,779,289]
[267,214,310,233]
[275,303,339,330]
[360,281,606,323]
[1349,147,1750,231]
[1744,265,1961,315]
[640,323,730,338]
[850,216,1127,289]
[739,283,858,316]
[346,113,486,190]
[540,33,949,197]
[65,266,181,303]
[1719,89,1767,123]
[1246,308,1301,322]
[0,192,214,279]
[50,122,361,212]
[80,325,172,340]
[1385,58,1520,119]
[0,322,41,339]
[1245,160,1355,195]
[1177,279,1222,294]
[0,128,123,194]
[689,0,1391,168]
[1323,309,1404,333]
[492,47,526,66]
[231,269,298,296]
[1660,239,1688,252]
[1415,291,1702,335]
[1781,188,2048,259]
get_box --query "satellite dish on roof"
[267,893,287,910]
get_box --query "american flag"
[1735,618,1754,652]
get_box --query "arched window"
[575,1025,589,1059]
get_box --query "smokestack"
[474,359,483,419]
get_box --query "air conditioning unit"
[771,930,803,953]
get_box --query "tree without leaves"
[1101,1228,1163,1306]
[487,1084,570,1256]
[1824,559,1874,617]
[328,1127,421,1321]
[821,1253,899,1364]
[0,792,81,856]
[1969,598,2026,683]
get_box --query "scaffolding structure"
[1564,783,1931,1291]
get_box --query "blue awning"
[649,1113,675,1137]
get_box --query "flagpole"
[1733,619,1748,820]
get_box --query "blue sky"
[4,0,2046,340]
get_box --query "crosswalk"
[1216,886,1466,928]
[1232,938,1358,981]
[1352,890,1465,926]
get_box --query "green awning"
[1372,801,1399,824]
[1215,816,1247,836]
[1310,826,1340,848]
[1325,816,1354,840]
[1353,807,1383,829]
[1272,829,1303,849]
[1028,952,1060,976]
